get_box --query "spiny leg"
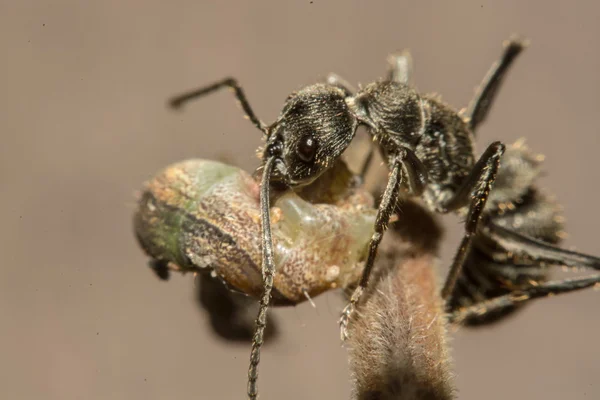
[448,274,600,324]
[387,49,413,84]
[247,156,277,400]
[168,77,267,132]
[485,222,600,271]
[440,141,506,299]
[340,148,428,340]
[466,38,526,132]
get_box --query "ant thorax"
[349,80,477,210]
[349,81,424,150]
[415,97,476,209]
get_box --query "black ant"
[168,38,600,399]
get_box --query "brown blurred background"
[1,1,599,399]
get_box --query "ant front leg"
[440,142,506,300]
[339,147,427,340]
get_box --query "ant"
[168,38,600,399]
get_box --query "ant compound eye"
[297,135,318,162]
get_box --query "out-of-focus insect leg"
[326,72,378,182]
[148,260,171,281]
[148,260,196,281]
[448,275,600,324]
[466,38,526,132]
[358,145,375,182]
[168,77,267,132]
[440,142,505,300]
[387,49,413,84]
[325,73,376,180]
[325,73,356,94]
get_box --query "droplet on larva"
[270,207,284,223]
[326,265,340,282]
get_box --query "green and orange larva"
[134,159,376,305]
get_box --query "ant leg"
[439,142,506,299]
[339,159,403,340]
[387,50,413,84]
[168,77,267,132]
[466,38,526,132]
[339,148,428,340]
[448,274,600,325]
[325,73,356,94]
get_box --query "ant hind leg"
[440,141,506,299]
[466,38,526,132]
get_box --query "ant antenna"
[168,79,279,399]
[247,155,277,400]
[168,77,268,133]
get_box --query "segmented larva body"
[134,159,376,305]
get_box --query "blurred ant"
[168,37,600,399]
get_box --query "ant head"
[265,84,358,187]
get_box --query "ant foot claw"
[338,286,365,341]
[339,302,354,341]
